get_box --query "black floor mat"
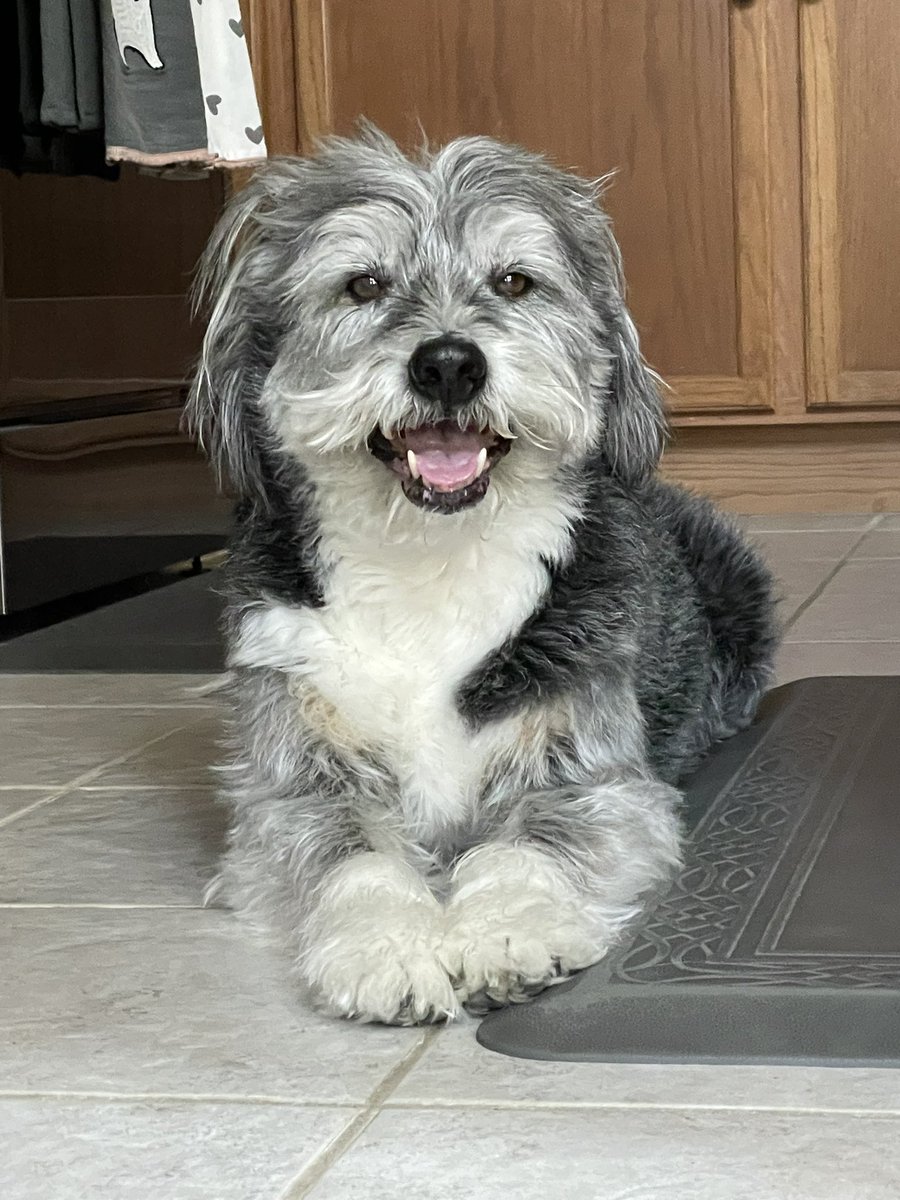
[478,676,900,1066]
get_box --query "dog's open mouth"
[368,422,512,512]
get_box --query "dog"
[187,127,778,1024]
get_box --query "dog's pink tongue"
[414,449,481,490]
[404,425,486,492]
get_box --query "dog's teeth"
[407,450,420,479]
[476,447,488,476]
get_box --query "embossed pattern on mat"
[478,677,900,1066]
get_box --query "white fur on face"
[258,195,604,482]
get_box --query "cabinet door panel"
[297,0,801,414]
[1,170,222,398]
[803,0,900,409]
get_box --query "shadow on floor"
[0,570,224,672]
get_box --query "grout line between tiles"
[746,515,886,535]
[75,784,216,793]
[0,1089,898,1120]
[751,528,876,535]
[780,519,881,636]
[0,788,73,830]
[0,902,208,910]
[0,784,215,792]
[0,704,221,711]
[276,1028,441,1199]
[783,638,900,646]
[0,714,211,826]
[382,1098,900,1117]
[0,1090,360,1109]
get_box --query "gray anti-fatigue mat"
[477,676,900,1066]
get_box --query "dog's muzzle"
[368,335,511,514]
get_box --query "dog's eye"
[347,274,386,303]
[494,271,533,299]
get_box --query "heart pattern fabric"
[190,0,266,162]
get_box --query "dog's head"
[188,127,666,515]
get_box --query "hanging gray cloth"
[100,0,266,168]
[3,0,263,175]
[100,0,209,164]
[17,1,43,130]
[68,0,104,129]
[2,0,115,177]
[39,0,104,132]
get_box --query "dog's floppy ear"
[603,302,668,486]
[573,178,668,485]
[186,169,291,501]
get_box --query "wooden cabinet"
[0,170,227,610]
[802,0,900,412]
[244,0,900,511]
[325,0,805,420]
[0,169,222,403]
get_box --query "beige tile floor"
[2,513,900,1199]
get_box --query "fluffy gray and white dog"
[188,127,777,1024]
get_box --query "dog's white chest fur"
[236,487,573,834]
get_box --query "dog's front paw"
[302,907,458,1025]
[298,856,459,1025]
[439,894,601,1014]
[440,844,607,1013]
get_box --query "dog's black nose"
[408,336,487,409]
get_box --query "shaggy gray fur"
[187,128,778,1024]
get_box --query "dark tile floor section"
[3,534,225,611]
[0,572,225,672]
